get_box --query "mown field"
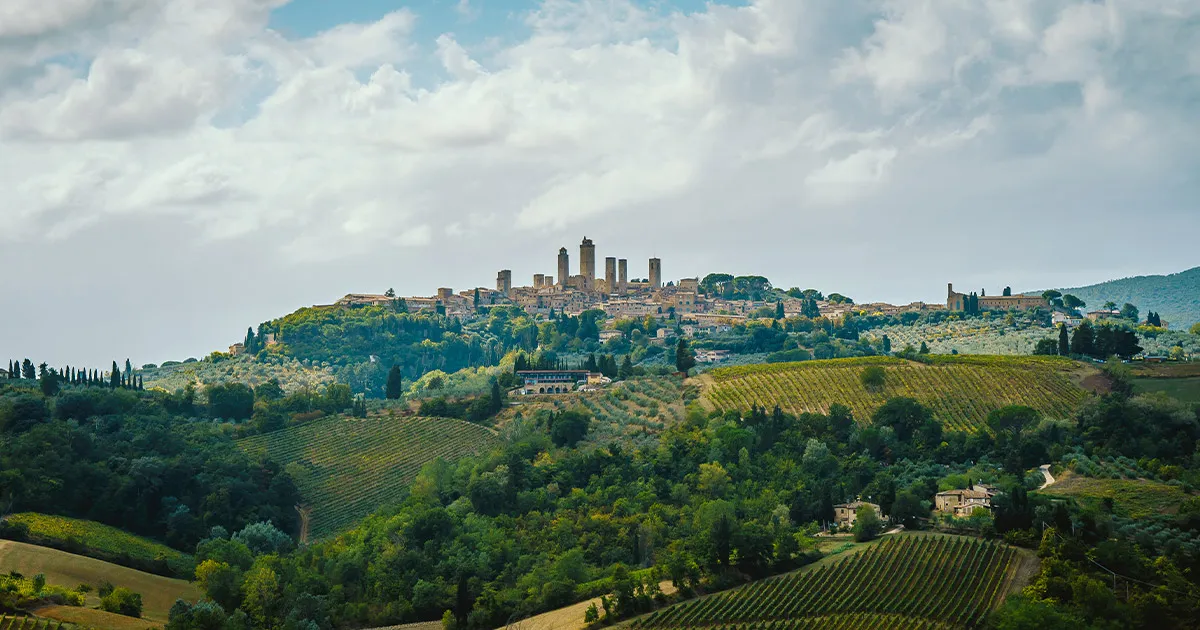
[1,513,192,577]
[1038,474,1189,518]
[0,540,200,625]
[702,356,1090,433]
[632,534,1026,630]
[238,414,501,540]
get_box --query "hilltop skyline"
[2,0,1199,366]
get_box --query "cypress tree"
[1058,325,1070,356]
[883,335,892,354]
[110,361,121,388]
[22,359,35,380]
[385,365,404,400]
[775,301,784,319]
[125,358,132,378]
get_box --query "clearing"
[1036,473,1189,518]
[0,540,201,626]
[701,355,1091,433]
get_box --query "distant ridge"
[1047,266,1200,329]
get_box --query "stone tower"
[649,258,662,289]
[618,259,628,294]
[496,270,512,295]
[558,248,569,288]
[605,257,616,295]
[580,237,596,287]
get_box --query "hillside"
[1047,266,1200,330]
[1,513,193,578]
[139,355,335,396]
[0,540,201,625]
[701,356,1091,432]
[632,534,1029,630]
[237,414,501,540]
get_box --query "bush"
[100,587,143,618]
[860,366,886,389]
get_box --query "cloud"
[1,0,1199,366]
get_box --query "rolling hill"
[237,414,501,540]
[632,534,1030,630]
[701,356,1092,433]
[1047,266,1200,330]
[1,513,192,578]
[0,540,201,626]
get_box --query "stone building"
[605,257,617,295]
[618,259,628,294]
[558,248,570,289]
[833,500,884,528]
[496,270,512,295]
[649,258,662,289]
[580,237,596,288]
[947,284,1046,311]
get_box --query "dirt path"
[1038,464,1056,490]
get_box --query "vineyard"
[0,617,73,630]
[238,414,500,539]
[633,535,1023,630]
[702,356,1089,433]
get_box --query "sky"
[1,0,1198,368]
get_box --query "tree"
[22,359,35,380]
[1070,320,1095,356]
[385,288,396,298]
[548,409,591,447]
[110,361,121,388]
[774,301,784,319]
[1120,303,1139,322]
[1058,324,1070,356]
[860,366,886,390]
[675,339,696,374]
[1003,286,1012,297]
[890,491,925,528]
[919,341,930,354]
[1192,322,1200,336]
[1062,294,1085,311]
[244,327,257,353]
[489,378,504,414]
[1042,290,1063,307]
[851,504,882,541]
[1146,311,1162,327]
[619,355,634,379]
[101,587,144,617]
[1033,338,1058,356]
[882,335,891,354]
[385,365,404,400]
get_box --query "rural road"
[1038,464,1056,490]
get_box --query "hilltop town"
[328,236,1033,326]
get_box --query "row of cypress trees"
[6,358,144,391]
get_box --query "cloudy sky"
[1,0,1198,368]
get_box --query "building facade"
[947,283,1047,311]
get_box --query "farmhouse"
[517,370,594,395]
[935,485,997,518]
[832,500,884,527]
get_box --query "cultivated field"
[28,607,159,630]
[0,540,201,625]
[702,356,1089,432]
[1,513,192,577]
[632,535,1027,630]
[0,617,74,630]
[238,414,501,539]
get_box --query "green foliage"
[859,366,886,389]
[386,364,404,400]
[1047,266,1200,332]
[851,504,882,541]
[548,409,592,447]
[100,586,144,618]
[676,339,696,374]
[2,512,195,577]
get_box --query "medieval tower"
[558,248,569,289]
[580,237,596,287]
[618,259,628,294]
[649,258,662,289]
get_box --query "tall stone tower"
[558,248,569,289]
[605,257,616,295]
[496,270,512,295]
[649,258,662,289]
[580,237,596,287]
[618,259,628,294]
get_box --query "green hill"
[1,513,193,578]
[632,534,1028,630]
[1046,266,1200,330]
[237,414,501,540]
[702,356,1091,433]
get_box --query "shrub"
[100,586,144,618]
[860,366,886,389]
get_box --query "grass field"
[1,513,192,577]
[1132,377,1200,403]
[1037,474,1189,518]
[632,534,1027,630]
[0,540,201,626]
[238,414,501,540]
[702,356,1090,433]
[28,607,159,630]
